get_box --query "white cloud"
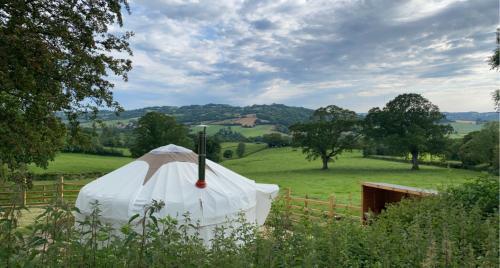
[112,0,498,112]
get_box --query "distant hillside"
[442,112,498,122]
[90,104,315,126]
[79,105,497,127]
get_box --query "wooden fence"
[1,179,362,223]
[282,188,362,222]
[0,177,86,207]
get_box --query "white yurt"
[75,143,279,241]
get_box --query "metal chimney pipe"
[195,126,207,188]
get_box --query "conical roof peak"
[149,144,193,154]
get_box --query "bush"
[223,149,233,158]
[214,127,247,142]
[236,142,245,158]
[193,135,222,162]
[63,145,125,157]
[262,133,290,147]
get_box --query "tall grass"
[0,177,497,267]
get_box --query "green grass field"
[448,121,483,138]
[191,124,277,137]
[223,148,489,204]
[26,147,490,206]
[29,153,133,175]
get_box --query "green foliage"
[364,93,452,170]
[130,112,193,157]
[493,89,500,112]
[488,28,499,70]
[236,142,246,158]
[62,128,126,157]
[193,135,222,162]
[223,149,233,159]
[262,133,291,148]
[290,105,361,169]
[0,0,132,173]
[213,127,248,141]
[1,178,498,267]
[458,122,499,173]
[443,176,499,215]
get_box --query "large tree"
[0,1,132,179]
[290,105,360,170]
[130,112,193,158]
[364,93,452,170]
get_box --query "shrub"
[223,150,233,159]
[236,142,245,158]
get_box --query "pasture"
[24,147,488,206]
[448,121,483,138]
[191,124,277,137]
[28,153,133,175]
[223,148,485,204]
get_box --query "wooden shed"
[362,182,437,221]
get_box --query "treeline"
[85,103,314,126]
[78,104,498,129]
[62,126,134,157]
[289,93,499,173]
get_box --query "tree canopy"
[458,122,499,172]
[193,135,221,162]
[290,105,360,170]
[0,0,133,176]
[130,112,192,157]
[364,93,452,170]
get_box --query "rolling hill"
[77,104,498,130]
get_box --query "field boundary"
[0,177,85,207]
[365,155,492,172]
[281,188,362,222]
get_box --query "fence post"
[58,176,64,201]
[21,179,26,207]
[42,185,46,203]
[304,194,309,216]
[328,195,335,219]
[286,188,291,209]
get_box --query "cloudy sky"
[111,0,499,112]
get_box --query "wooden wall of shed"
[362,185,412,220]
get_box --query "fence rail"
[0,177,86,207]
[1,179,362,223]
[282,188,362,222]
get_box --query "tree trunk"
[411,151,419,170]
[321,156,329,170]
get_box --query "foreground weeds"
[0,177,498,267]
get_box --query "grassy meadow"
[28,153,133,175]
[25,147,489,206]
[191,124,277,137]
[223,148,485,204]
[448,121,483,138]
